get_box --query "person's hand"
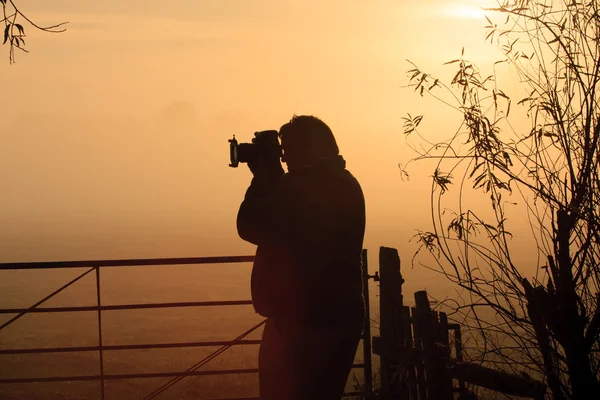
[247,131,284,181]
[247,156,267,176]
[247,148,284,181]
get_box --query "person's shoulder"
[340,168,362,184]
[340,168,365,197]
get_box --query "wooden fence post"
[414,290,453,400]
[378,246,405,398]
[402,306,418,399]
[411,306,427,400]
[361,249,374,397]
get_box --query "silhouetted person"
[237,115,366,399]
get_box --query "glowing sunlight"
[444,0,496,19]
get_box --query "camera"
[228,130,281,168]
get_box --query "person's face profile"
[279,123,315,170]
[279,127,294,165]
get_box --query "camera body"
[228,130,281,168]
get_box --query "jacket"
[237,155,366,325]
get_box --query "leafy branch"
[401,1,600,397]
[1,0,67,63]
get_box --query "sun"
[445,0,496,19]
[453,6,486,19]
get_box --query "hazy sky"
[0,0,520,294]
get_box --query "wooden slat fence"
[372,246,547,400]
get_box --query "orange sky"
[1,0,533,295]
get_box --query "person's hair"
[279,115,339,158]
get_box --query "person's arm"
[237,166,290,246]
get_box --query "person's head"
[278,115,339,170]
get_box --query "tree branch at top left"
[1,0,67,63]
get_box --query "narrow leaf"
[3,24,10,45]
